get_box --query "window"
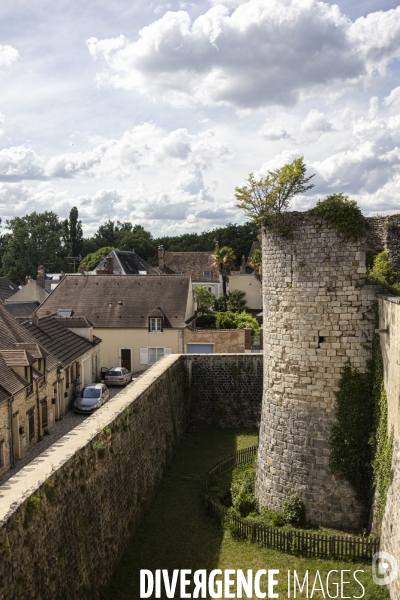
[140,347,172,365]
[58,309,73,317]
[149,317,162,332]
[148,348,165,364]
[41,402,48,428]
[175,271,183,275]
[203,270,212,276]
[27,409,35,441]
[0,440,4,467]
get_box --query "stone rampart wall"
[365,214,400,272]
[0,353,262,600]
[186,353,262,428]
[378,296,400,600]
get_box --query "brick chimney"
[25,276,33,285]
[158,245,165,270]
[107,256,114,274]
[37,265,45,289]
[240,255,246,274]
[81,263,86,274]
[60,271,65,280]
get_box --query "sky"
[0,0,400,238]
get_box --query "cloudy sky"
[0,0,399,237]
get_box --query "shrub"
[216,311,259,334]
[283,494,305,526]
[233,489,258,517]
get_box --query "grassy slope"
[101,429,389,600]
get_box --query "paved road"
[0,375,142,487]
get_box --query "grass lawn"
[101,429,389,599]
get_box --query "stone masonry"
[255,213,379,529]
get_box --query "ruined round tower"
[255,212,378,529]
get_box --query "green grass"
[101,429,389,599]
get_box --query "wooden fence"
[205,446,380,562]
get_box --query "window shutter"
[164,348,172,356]
[140,348,148,365]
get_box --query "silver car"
[74,384,110,414]
[103,367,133,386]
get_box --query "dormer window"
[175,271,183,275]
[203,270,211,277]
[149,317,162,332]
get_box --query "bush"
[216,311,259,334]
[366,251,400,295]
[283,494,305,526]
[195,314,217,329]
[233,489,257,517]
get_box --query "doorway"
[120,348,132,371]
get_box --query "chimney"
[60,271,65,280]
[25,276,33,285]
[107,256,114,274]
[32,311,39,326]
[240,255,246,274]
[81,263,87,274]
[158,245,165,270]
[37,265,45,289]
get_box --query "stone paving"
[0,375,144,487]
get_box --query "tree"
[79,246,114,272]
[63,207,83,271]
[115,224,157,261]
[193,286,216,316]
[225,290,247,313]
[249,249,262,282]
[1,212,67,284]
[211,246,236,296]
[235,157,315,229]
[93,220,118,248]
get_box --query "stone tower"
[255,212,378,529]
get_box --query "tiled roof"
[161,251,219,282]
[3,301,39,318]
[0,277,19,301]
[0,354,28,399]
[14,342,47,360]
[37,275,191,328]
[0,349,36,367]
[21,315,101,367]
[0,305,41,349]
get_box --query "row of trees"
[0,209,259,285]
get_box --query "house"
[20,314,101,411]
[228,247,262,311]
[37,274,195,372]
[92,250,159,275]
[3,275,49,317]
[0,306,102,476]
[157,246,221,296]
[0,305,60,474]
[0,277,19,304]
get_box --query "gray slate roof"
[95,250,159,275]
[37,274,191,328]
[0,277,19,301]
[3,301,39,318]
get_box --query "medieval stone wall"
[186,353,262,428]
[256,213,378,529]
[0,353,262,600]
[365,214,400,272]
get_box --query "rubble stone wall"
[256,213,378,529]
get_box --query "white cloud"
[260,125,290,141]
[0,146,44,181]
[86,1,400,109]
[300,109,332,134]
[0,45,19,67]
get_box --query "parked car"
[103,367,133,386]
[74,384,110,414]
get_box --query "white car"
[104,367,133,386]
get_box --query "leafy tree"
[1,212,67,284]
[211,246,236,296]
[81,238,98,257]
[193,286,216,316]
[116,224,157,261]
[79,246,114,272]
[93,220,118,248]
[216,311,259,334]
[226,290,247,313]
[235,157,315,229]
[63,206,83,260]
[249,249,262,282]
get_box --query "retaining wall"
[0,353,262,600]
